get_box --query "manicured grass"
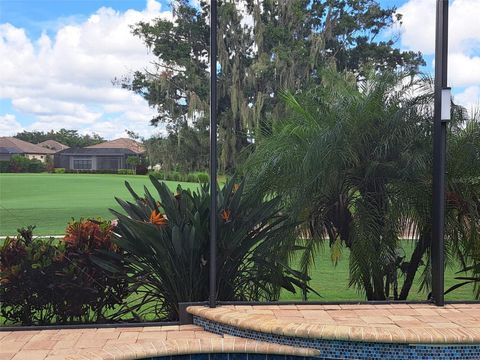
[0,174,475,304]
[282,242,476,301]
[0,173,199,236]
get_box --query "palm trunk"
[373,275,386,300]
[362,182,388,300]
[398,231,430,300]
[363,274,375,300]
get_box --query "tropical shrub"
[95,176,314,320]
[1,155,47,173]
[8,155,31,172]
[54,167,66,173]
[0,220,129,325]
[126,155,140,170]
[135,164,148,175]
[27,159,46,173]
[0,227,66,325]
[246,71,480,300]
[58,218,130,322]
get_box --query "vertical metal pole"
[432,0,448,306]
[209,0,218,308]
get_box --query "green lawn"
[283,243,476,301]
[0,173,475,303]
[0,173,199,236]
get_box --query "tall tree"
[122,0,424,172]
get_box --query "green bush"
[94,176,315,320]
[197,172,209,183]
[54,168,66,173]
[9,155,31,172]
[0,221,129,325]
[0,161,9,173]
[118,169,135,175]
[27,159,46,173]
[186,173,197,182]
[1,155,46,173]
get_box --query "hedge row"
[149,170,209,183]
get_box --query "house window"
[73,159,92,170]
[97,156,121,170]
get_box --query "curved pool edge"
[187,305,480,345]
[187,305,480,360]
[65,338,321,360]
[192,315,480,360]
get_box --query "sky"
[0,0,479,139]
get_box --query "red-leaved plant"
[0,220,130,325]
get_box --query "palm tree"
[246,70,480,300]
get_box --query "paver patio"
[1,304,479,359]
[0,324,318,360]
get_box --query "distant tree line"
[15,129,105,148]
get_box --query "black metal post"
[209,0,218,308]
[432,0,449,306]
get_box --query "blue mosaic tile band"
[193,316,480,360]
[145,354,322,360]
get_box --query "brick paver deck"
[2,304,479,359]
[188,303,480,344]
[0,324,319,360]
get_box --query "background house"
[0,137,55,162]
[55,138,145,171]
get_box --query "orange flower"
[221,209,231,222]
[149,210,168,226]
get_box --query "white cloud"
[396,0,480,108]
[0,0,170,139]
[448,53,480,88]
[0,114,23,135]
[398,0,480,55]
[454,86,480,114]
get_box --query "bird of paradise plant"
[93,176,315,320]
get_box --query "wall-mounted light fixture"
[441,87,451,122]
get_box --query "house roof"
[86,138,145,154]
[57,147,139,156]
[38,140,70,152]
[0,147,23,155]
[0,137,55,155]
